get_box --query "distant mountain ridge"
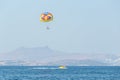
[0,46,120,66]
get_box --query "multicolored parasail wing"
[40,12,53,22]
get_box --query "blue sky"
[0,0,120,53]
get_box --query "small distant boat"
[58,66,67,69]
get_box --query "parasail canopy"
[40,12,53,22]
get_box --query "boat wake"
[32,67,67,70]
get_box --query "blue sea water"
[0,66,120,80]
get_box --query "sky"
[0,0,120,53]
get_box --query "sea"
[0,66,120,80]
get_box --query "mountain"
[44,59,110,66]
[0,46,120,66]
[0,46,63,61]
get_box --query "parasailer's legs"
[46,26,50,30]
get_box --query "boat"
[58,66,67,69]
